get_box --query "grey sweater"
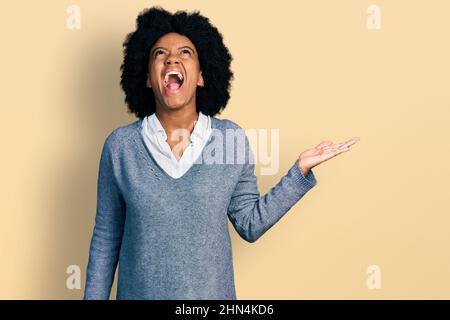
[84,116,317,300]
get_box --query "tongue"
[167,82,181,91]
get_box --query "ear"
[197,70,204,87]
[146,74,152,88]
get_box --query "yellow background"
[1,0,449,299]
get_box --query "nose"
[165,53,180,65]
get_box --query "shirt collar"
[191,112,208,142]
[147,111,209,142]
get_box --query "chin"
[162,99,188,110]
[161,94,193,110]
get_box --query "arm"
[227,135,317,243]
[83,133,126,299]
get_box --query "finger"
[328,145,351,154]
[338,147,350,153]
[322,144,344,152]
[321,147,350,161]
[316,140,333,149]
[339,137,360,149]
[321,147,340,155]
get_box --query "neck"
[154,106,199,138]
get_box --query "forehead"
[151,32,196,49]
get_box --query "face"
[147,32,204,111]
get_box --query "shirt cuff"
[288,159,317,191]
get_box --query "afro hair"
[120,6,234,119]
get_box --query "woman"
[84,6,359,300]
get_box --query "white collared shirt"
[140,111,212,179]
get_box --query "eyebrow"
[151,46,195,56]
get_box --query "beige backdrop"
[1,0,449,299]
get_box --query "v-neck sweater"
[83,116,318,300]
[140,111,212,178]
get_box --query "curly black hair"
[120,6,234,119]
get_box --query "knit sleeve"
[226,133,317,243]
[84,132,126,299]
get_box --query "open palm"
[298,137,360,175]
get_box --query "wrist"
[297,159,310,177]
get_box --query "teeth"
[164,70,183,83]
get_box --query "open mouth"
[163,71,184,93]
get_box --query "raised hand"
[297,137,360,176]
